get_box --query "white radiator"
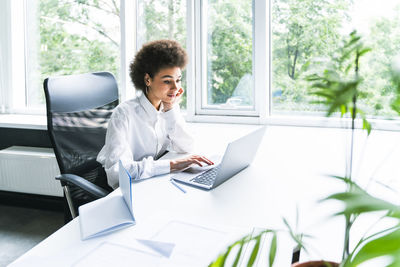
[0,146,63,197]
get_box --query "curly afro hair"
[129,39,188,92]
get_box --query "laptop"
[171,126,266,190]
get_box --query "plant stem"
[343,50,360,261]
[342,215,351,259]
[349,52,359,180]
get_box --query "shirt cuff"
[161,106,179,123]
[153,159,171,176]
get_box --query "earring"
[145,86,149,95]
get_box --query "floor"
[0,204,64,267]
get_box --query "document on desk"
[150,222,283,267]
[78,161,135,240]
[149,220,246,267]
[73,242,162,267]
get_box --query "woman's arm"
[161,105,194,153]
[97,108,170,189]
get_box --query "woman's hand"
[170,154,214,172]
[162,87,184,112]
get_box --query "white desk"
[9,124,400,266]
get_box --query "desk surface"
[9,124,400,266]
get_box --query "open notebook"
[78,160,135,240]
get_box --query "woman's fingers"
[163,88,184,112]
[188,155,214,166]
[201,156,214,165]
[191,159,204,167]
[196,155,214,165]
[176,88,184,97]
[170,154,215,172]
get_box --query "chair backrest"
[44,72,118,205]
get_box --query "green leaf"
[232,239,245,267]
[346,36,361,48]
[282,218,307,253]
[247,235,261,266]
[209,235,248,267]
[311,83,332,90]
[209,253,226,267]
[350,227,400,266]
[362,118,372,135]
[344,63,353,74]
[358,48,372,57]
[323,178,400,218]
[388,252,400,267]
[209,230,276,267]
[306,74,323,81]
[340,105,347,116]
[390,97,400,115]
[209,246,231,267]
[312,91,334,98]
[269,232,277,267]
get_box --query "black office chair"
[44,72,118,222]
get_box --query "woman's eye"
[164,80,170,84]
[176,79,181,83]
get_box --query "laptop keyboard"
[191,166,220,186]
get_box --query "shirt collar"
[139,93,161,122]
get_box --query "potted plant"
[302,30,400,266]
[208,31,400,267]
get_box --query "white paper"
[151,221,231,266]
[119,160,133,213]
[78,161,135,240]
[73,242,161,267]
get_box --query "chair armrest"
[56,174,109,199]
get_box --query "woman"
[97,40,212,189]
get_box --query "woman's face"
[145,66,183,108]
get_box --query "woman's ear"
[144,73,151,86]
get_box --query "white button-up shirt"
[97,93,194,189]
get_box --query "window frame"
[120,0,136,102]
[10,0,31,114]
[0,0,12,114]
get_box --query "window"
[8,0,120,113]
[189,0,267,120]
[2,0,400,129]
[201,0,254,112]
[271,0,400,120]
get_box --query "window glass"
[25,0,120,108]
[136,0,187,108]
[203,0,254,110]
[271,0,400,118]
